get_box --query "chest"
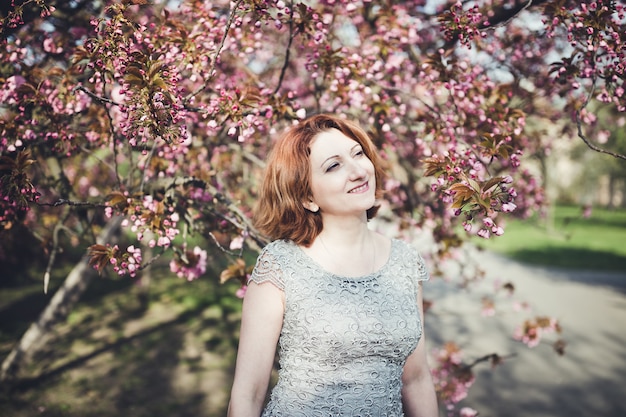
[280,271,420,362]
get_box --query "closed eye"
[325,161,340,172]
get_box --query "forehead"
[309,129,359,158]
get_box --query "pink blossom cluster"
[0,155,41,229]
[0,75,26,107]
[0,1,54,30]
[0,186,38,228]
[110,194,180,248]
[544,1,626,112]
[430,342,476,413]
[440,2,489,47]
[0,13,99,156]
[172,0,291,143]
[84,11,188,149]
[107,244,143,277]
[503,169,545,220]
[413,54,541,238]
[513,316,562,349]
[170,246,208,281]
[0,76,94,157]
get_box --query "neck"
[315,222,377,277]
[317,213,369,245]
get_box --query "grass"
[0,250,244,417]
[474,205,626,272]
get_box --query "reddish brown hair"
[254,114,387,246]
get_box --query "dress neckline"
[292,238,397,281]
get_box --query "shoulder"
[391,238,429,282]
[391,238,419,259]
[255,239,297,268]
[248,240,296,290]
[259,239,296,258]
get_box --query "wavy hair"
[254,114,387,246]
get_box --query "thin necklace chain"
[318,232,376,276]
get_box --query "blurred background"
[2,135,625,417]
[2,0,626,416]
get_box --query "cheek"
[311,177,341,201]
[309,176,327,199]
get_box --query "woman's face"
[305,128,376,218]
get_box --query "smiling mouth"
[348,182,369,193]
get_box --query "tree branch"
[73,85,120,106]
[73,83,124,188]
[273,0,296,95]
[575,111,626,160]
[148,175,268,250]
[461,352,517,372]
[43,219,70,294]
[575,51,626,161]
[442,0,549,49]
[479,0,539,31]
[139,140,159,193]
[0,216,123,382]
[183,0,244,102]
[37,199,107,208]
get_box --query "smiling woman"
[227,114,439,417]
[253,115,387,247]
[304,129,376,217]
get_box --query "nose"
[347,159,367,180]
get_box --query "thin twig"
[273,0,296,95]
[43,220,71,294]
[575,112,626,160]
[146,175,267,248]
[102,76,124,188]
[138,250,164,270]
[73,85,120,106]
[139,141,159,193]
[575,52,626,160]
[207,231,241,256]
[37,199,107,208]
[79,145,118,179]
[461,352,517,372]
[184,0,244,102]
[481,0,534,31]
[74,82,124,187]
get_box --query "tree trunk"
[0,217,122,382]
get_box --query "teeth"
[350,184,367,193]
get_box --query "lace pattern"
[249,238,428,417]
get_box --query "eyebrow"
[319,143,362,168]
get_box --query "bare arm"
[401,282,439,417]
[228,281,285,417]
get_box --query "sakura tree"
[1,0,624,412]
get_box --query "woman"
[228,114,438,417]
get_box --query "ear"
[303,199,320,213]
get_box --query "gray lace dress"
[249,238,429,417]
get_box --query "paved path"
[424,249,626,417]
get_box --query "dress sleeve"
[415,251,429,283]
[248,241,285,291]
